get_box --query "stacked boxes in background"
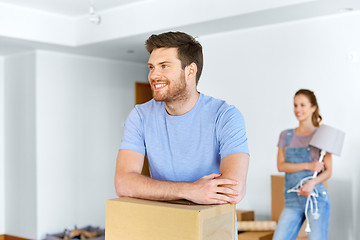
[236,210,255,221]
[271,175,285,222]
[238,231,274,240]
[238,220,277,232]
[105,197,236,240]
[237,210,275,240]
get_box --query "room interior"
[0,0,359,239]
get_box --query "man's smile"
[153,83,168,90]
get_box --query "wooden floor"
[0,235,30,240]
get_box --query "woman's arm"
[299,153,332,197]
[277,147,324,173]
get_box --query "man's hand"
[185,173,239,205]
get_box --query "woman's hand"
[299,179,316,197]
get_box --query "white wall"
[2,50,147,239]
[198,12,360,240]
[35,51,147,239]
[0,57,5,235]
[4,52,37,238]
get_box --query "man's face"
[147,47,188,102]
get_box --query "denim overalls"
[273,129,330,240]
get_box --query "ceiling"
[0,0,359,63]
[0,0,147,16]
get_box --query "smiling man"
[115,32,249,207]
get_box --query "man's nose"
[149,68,161,80]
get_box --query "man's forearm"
[115,172,188,201]
[115,150,240,204]
[115,172,239,204]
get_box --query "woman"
[273,89,332,240]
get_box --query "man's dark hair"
[145,31,203,85]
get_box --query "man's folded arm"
[218,152,250,204]
[115,149,182,200]
[115,149,240,204]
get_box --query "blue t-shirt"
[120,93,249,182]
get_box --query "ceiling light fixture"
[338,8,354,13]
[89,0,101,25]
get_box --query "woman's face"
[293,94,316,123]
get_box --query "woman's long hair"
[295,89,322,127]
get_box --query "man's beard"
[152,76,187,103]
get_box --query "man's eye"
[162,65,168,69]
[149,66,154,70]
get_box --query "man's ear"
[185,62,197,81]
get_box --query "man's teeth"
[155,84,166,89]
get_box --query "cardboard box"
[236,210,255,221]
[237,221,277,231]
[238,231,273,240]
[271,175,285,221]
[297,237,308,240]
[105,197,235,240]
